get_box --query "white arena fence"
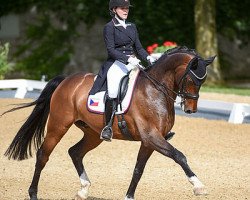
[0,79,47,99]
[0,79,250,124]
[175,97,250,124]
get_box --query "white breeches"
[107,60,135,98]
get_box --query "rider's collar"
[113,16,131,28]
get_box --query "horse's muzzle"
[181,99,198,114]
[184,108,197,114]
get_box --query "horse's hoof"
[193,186,208,196]
[75,190,88,200]
[75,194,86,200]
[125,196,134,200]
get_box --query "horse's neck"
[149,54,191,99]
[147,64,176,101]
[149,55,179,86]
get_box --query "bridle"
[177,69,200,101]
[138,58,206,103]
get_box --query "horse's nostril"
[185,109,192,114]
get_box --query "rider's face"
[114,7,129,20]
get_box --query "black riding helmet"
[109,0,132,11]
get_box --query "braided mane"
[155,46,201,65]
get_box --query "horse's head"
[175,55,215,114]
[143,46,215,114]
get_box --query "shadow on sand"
[26,197,112,200]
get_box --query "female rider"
[89,0,156,141]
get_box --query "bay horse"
[3,46,215,200]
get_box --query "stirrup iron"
[100,125,113,142]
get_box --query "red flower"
[163,41,177,47]
[147,46,153,54]
[151,43,158,48]
[147,43,158,53]
[147,41,177,54]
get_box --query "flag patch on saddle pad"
[87,67,140,114]
[90,99,99,106]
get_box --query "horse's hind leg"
[68,126,102,200]
[148,135,207,196]
[125,143,154,200]
[28,115,73,200]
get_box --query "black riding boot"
[100,97,117,142]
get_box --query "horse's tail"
[3,75,66,160]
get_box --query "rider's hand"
[128,56,141,66]
[147,55,157,65]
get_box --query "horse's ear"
[205,55,216,66]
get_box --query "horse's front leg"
[148,134,207,196]
[125,143,154,200]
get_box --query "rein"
[138,67,178,102]
[138,56,202,103]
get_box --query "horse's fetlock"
[28,187,38,200]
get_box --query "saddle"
[87,68,140,114]
[87,68,140,140]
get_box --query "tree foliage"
[216,0,250,45]
[0,0,249,79]
[0,43,11,79]
[1,0,109,79]
[130,0,195,47]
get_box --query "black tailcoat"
[89,17,149,95]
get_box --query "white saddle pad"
[87,68,140,114]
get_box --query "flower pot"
[151,53,163,59]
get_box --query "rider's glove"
[128,56,141,66]
[147,55,157,65]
